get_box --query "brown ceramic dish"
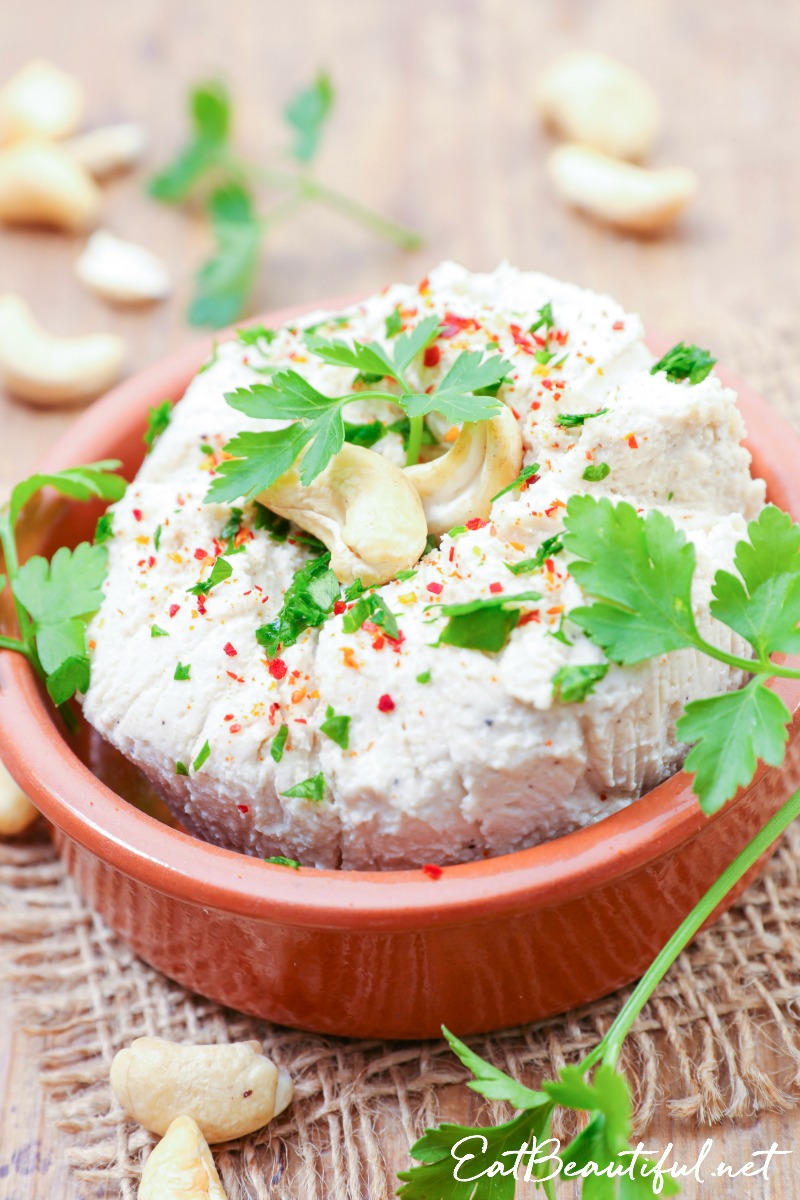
[2,301,800,1040]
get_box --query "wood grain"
[1,0,800,1195]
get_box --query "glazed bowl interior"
[4,307,800,935]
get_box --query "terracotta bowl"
[2,301,800,1040]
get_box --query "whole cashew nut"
[139,1116,227,1200]
[404,406,523,535]
[258,443,428,586]
[0,759,38,837]
[65,122,148,178]
[0,140,102,231]
[535,51,661,162]
[0,294,125,405]
[547,144,697,234]
[110,1037,294,1143]
[0,60,85,144]
[76,231,171,305]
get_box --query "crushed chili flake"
[423,344,441,368]
[612,320,625,331]
[426,581,444,595]
[169,604,180,618]
[422,863,443,880]
[230,724,242,734]
[132,508,143,522]
[268,659,288,680]
[147,556,156,568]
[237,804,249,813]
[448,546,455,562]
[196,596,207,615]
[546,605,564,615]
[627,434,639,449]
[418,275,430,294]
[227,670,245,682]
[489,582,503,594]
[541,379,553,391]
[224,713,234,721]
[342,647,359,669]
[531,400,541,411]
[223,642,237,657]
[268,702,280,725]
[518,610,540,626]
[291,687,306,704]
[545,558,555,572]
[371,636,385,651]
[509,324,535,354]
[377,693,395,712]
[466,517,488,530]
[440,311,480,338]
[333,599,346,616]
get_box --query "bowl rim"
[2,297,800,932]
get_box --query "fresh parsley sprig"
[400,783,800,1200]
[0,463,126,706]
[205,322,512,502]
[651,342,716,385]
[561,496,800,814]
[149,76,422,327]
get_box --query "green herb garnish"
[256,555,339,656]
[651,342,717,385]
[264,855,301,869]
[94,512,114,544]
[320,704,351,749]
[174,662,191,681]
[153,523,162,551]
[342,592,399,639]
[175,761,189,776]
[187,556,233,596]
[151,624,169,638]
[270,723,289,762]
[556,409,609,428]
[528,301,554,334]
[144,400,172,453]
[385,306,403,337]
[282,773,326,802]
[193,740,211,771]
[434,592,540,653]
[491,463,539,503]
[553,662,609,702]
[416,671,431,684]
[583,463,610,482]
[505,533,564,576]
[220,507,243,552]
[253,502,290,541]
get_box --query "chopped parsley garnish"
[144,400,172,453]
[651,342,717,385]
[200,443,215,456]
[187,556,233,595]
[342,592,399,639]
[256,555,339,657]
[153,523,162,551]
[505,533,564,576]
[416,671,431,684]
[583,462,610,482]
[343,420,386,449]
[385,306,403,337]
[220,507,244,552]
[174,662,191,680]
[205,320,512,499]
[193,740,211,771]
[490,462,539,503]
[94,512,114,544]
[282,773,326,802]
[434,591,540,653]
[534,348,555,365]
[237,323,277,348]
[528,301,554,334]
[253,502,290,541]
[270,723,289,762]
[175,761,189,776]
[320,704,350,749]
[396,568,418,582]
[556,408,609,428]
[264,855,301,869]
[151,624,169,638]
[552,662,609,702]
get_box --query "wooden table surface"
[1,0,800,1196]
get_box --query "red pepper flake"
[333,599,346,615]
[466,517,488,530]
[223,642,237,657]
[212,538,224,558]
[226,670,245,683]
[194,547,208,561]
[423,344,441,368]
[371,635,385,651]
[268,702,280,725]
[440,311,480,338]
[169,604,180,618]
[196,595,207,615]
[422,863,443,880]
[541,379,553,391]
[489,582,503,594]
[545,558,555,572]
[448,545,455,563]
[147,556,156,568]
[531,400,541,411]
[268,658,288,680]
[509,324,535,354]
[224,713,234,721]
[613,320,625,331]
[545,500,566,518]
[377,693,395,713]
[426,581,444,595]
[518,610,540,626]
[627,434,639,449]
[230,724,242,734]
[234,528,254,548]
[132,508,143,522]
[237,804,249,814]
[418,275,430,295]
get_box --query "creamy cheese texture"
[83,262,766,869]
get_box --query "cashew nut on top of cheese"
[82,262,765,870]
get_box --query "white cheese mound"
[83,262,766,869]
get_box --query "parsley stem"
[689,635,800,681]
[405,415,425,466]
[585,783,800,1072]
[0,510,33,647]
[0,634,29,656]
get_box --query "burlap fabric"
[2,312,800,1199]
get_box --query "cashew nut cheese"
[110,1037,293,1142]
[0,294,125,404]
[82,262,765,869]
[139,1116,227,1200]
[535,51,661,162]
[548,144,697,234]
[0,758,38,836]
